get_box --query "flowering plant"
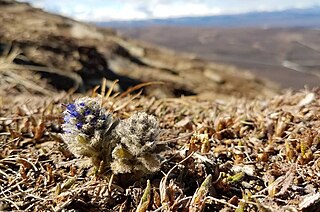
[61,97,163,175]
[62,97,117,168]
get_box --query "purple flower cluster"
[61,97,117,165]
[62,97,111,137]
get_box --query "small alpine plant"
[62,97,118,168]
[111,112,161,174]
[62,97,163,175]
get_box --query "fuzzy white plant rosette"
[61,97,118,167]
[111,112,161,174]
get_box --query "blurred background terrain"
[8,0,320,94]
[101,7,320,89]
[18,0,320,90]
[1,0,282,101]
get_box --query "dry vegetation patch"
[0,76,320,211]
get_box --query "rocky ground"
[0,1,320,212]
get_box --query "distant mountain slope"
[119,26,320,89]
[96,6,320,28]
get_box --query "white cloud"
[152,3,221,18]
[86,6,149,21]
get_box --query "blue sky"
[20,0,320,21]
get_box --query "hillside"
[1,1,320,212]
[0,1,279,100]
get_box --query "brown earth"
[118,26,320,90]
[0,1,280,101]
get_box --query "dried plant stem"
[204,196,238,209]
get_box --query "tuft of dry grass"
[0,48,54,95]
[1,74,320,211]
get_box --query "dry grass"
[1,57,320,211]
[0,48,58,96]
